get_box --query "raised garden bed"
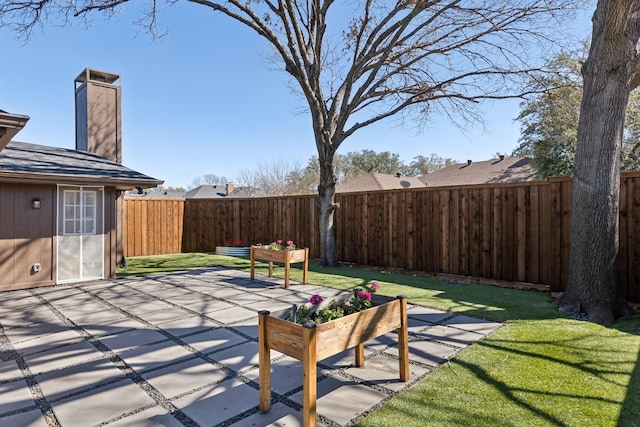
[258,294,409,427]
[215,246,251,257]
[250,246,309,288]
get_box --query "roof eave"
[0,112,30,151]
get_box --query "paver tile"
[206,341,261,373]
[100,329,168,353]
[228,402,314,427]
[0,307,63,329]
[80,317,146,338]
[12,329,85,356]
[23,340,105,375]
[171,378,259,426]
[0,360,22,382]
[344,354,431,391]
[2,322,71,344]
[0,410,48,427]
[289,376,388,426]
[0,378,36,415]
[36,358,126,401]
[106,406,184,427]
[117,341,195,373]
[244,356,323,394]
[415,324,485,348]
[50,379,157,427]
[141,358,229,398]
[67,309,131,325]
[386,338,459,367]
[226,317,259,339]
[442,315,503,335]
[182,328,248,355]
[135,308,193,324]
[156,316,219,338]
[206,306,256,324]
[406,305,455,324]
[186,299,236,314]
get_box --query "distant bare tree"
[236,158,314,196]
[234,168,261,197]
[188,174,229,190]
[0,0,586,266]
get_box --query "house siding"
[0,183,55,290]
[0,183,119,291]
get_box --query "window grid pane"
[63,189,98,235]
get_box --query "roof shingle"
[420,157,537,187]
[0,141,162,188]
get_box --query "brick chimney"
[74,68,122,163]
[226,183,236,195]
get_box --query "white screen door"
[57,186,104,283]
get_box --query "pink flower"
[310,294,324,305]
[370,283,380,293]
[287,240,294,246]
[277,239,283,244]
[358,291,372,301]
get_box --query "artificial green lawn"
[118,253,640,427]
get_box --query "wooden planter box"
[250,246,309,288]
[258,294,409,427]
[215,246,251,257]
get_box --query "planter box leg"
[250,247,256,280]
[268,261,274,278]
[303,248,309,284]
[284,251,291,289]
[303,323,317,427]
[355,343,365,367]
[258,311,271,412]
[398,296,410,381]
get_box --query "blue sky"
[1,4,592,189]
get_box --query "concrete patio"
[0,267,502,426]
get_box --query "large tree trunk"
[558,0,637,325]
[317,147,339,267]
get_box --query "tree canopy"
[515,47,640,178]
[228,149,456,196]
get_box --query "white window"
[63,189,97,235]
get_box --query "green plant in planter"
[289,284,380,325]
[260,239,296,251]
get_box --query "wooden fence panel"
[124,172,640,302]
[124,198,184,257]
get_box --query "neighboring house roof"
[184,184,265,199]
[0,141,163,189]
[185,185,228,198]
[126,188,186,198]
[225,187,267,198]
[419,156,537,187]
[336,172,426,193]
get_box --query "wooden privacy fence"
[123,172,640,302]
